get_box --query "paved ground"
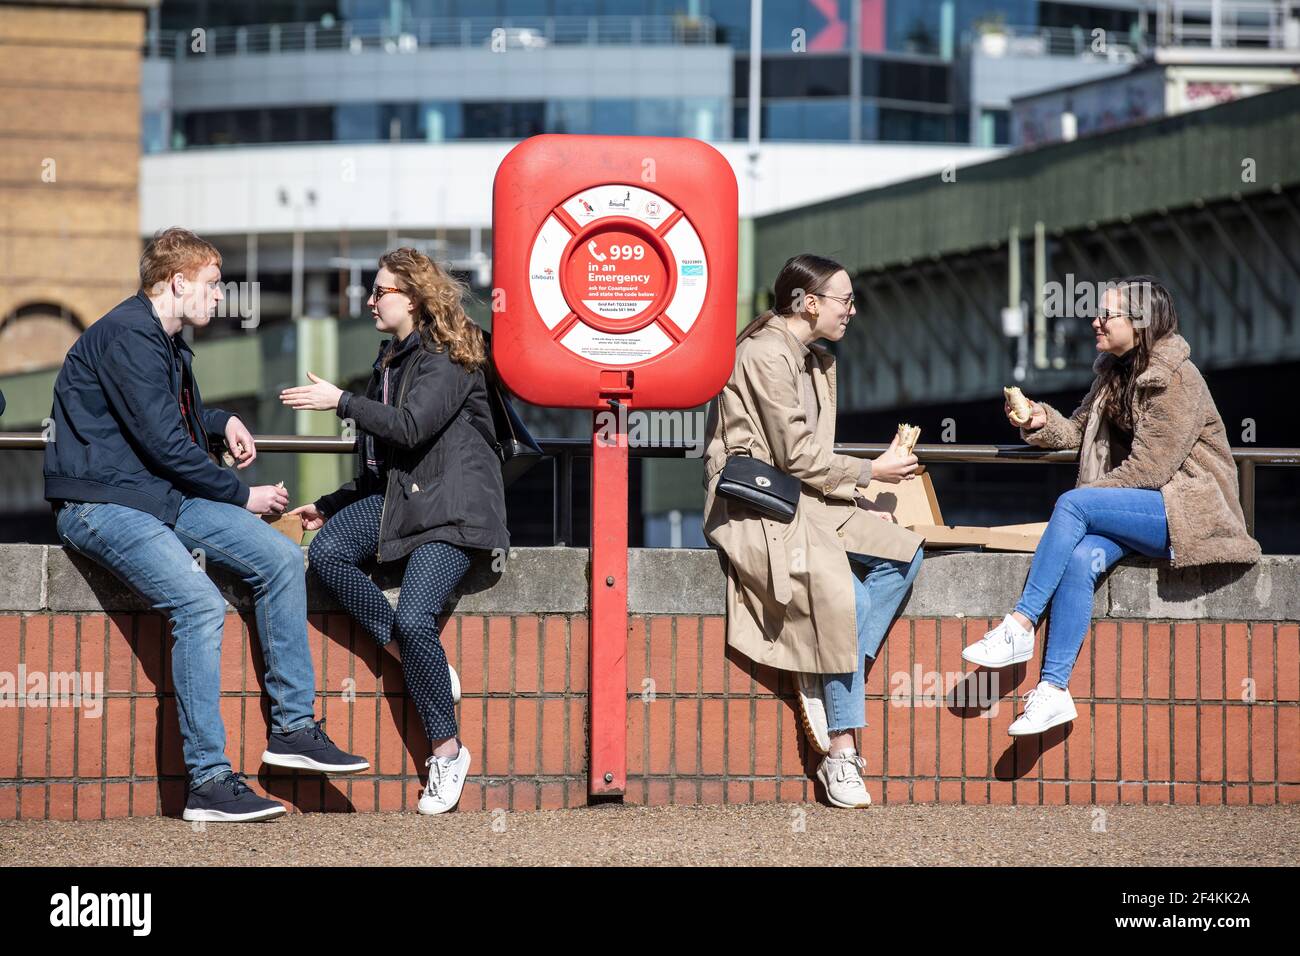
[3,804,1297,866]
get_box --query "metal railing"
[965,24,1145,61]
[145,15,717,59]
[4,433,1295,545]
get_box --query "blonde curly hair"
[379,247,486,372]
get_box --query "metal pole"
[747,0,762,152]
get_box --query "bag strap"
[462,403,505,461]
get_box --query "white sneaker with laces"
[795,672,831,754]
[1008,681,1078,736]
[962,614,1035,668]
[417,745,471,815]
[816,749,872,808]
[448,664,461,704]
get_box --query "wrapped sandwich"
[895,422,921,456]
[1003,386,1033,426]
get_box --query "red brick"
[567,698,585,774]
[672,779,699,805]
[965,702,990,780]
[514,616,539,694]
[778,779,805,803]
[1039,718,1066,781]
[701,616,725,693]
[1013,780,1038,805]
[1280,785,1300,803]
[1225,785,1249,805]
[1251,785,1275,805]
[699,780,724,805]
[648,617,673,696]
[1042,782,1067,805]
[1066,783,1090,804]
[486,616,512,693]
[17,784,44,820]
[48,783,74,820]
[726,698,750,775]
[323,613,352,695]
[103,698,130,777]
[624,617,645,695]
[938,703,963,778]
[1173,623,1198,699]
[570,615,589,694]
[700,699,724,774]
[1250,623,1273,701]
[1071,620,1092,699]
[75,782,103,821]
[130,781,158,817]
[404,702,425,773]
[511,780,538,811]
[1199,624,1224,700]
[49,702,75,777]
[991,780,1017,805]
[1251,705,1274,781]
[1199,704,1224,782]
[1120,703,1143,780]
[51,615,77,675]
[1279,624,1299,701]
[305,614,327,695]
[538,699,564,775]
[1226,707,1249,782]
[1173,706,1197,781]
[1279,709,1300,783]
[541,616,567,693]
[0,703,16,779]
[106,615,132,692]
[914,700,937,779]
[102,782,129,819]
[938,780,962,803]
[135,617,168,694]
[1225,623,1249,704]
[244,617,266,693]
[674,616,699,694]
[625,696,644,775]
[242,699,271,774]
[513,698,538,775]
[1197,785,1223,804]
[539,781,566,811]
[751,780,777,804]
[1147,623,1171,698]
[377,780,403,811]
[485,698,509,774]
[887,695,911,778]
[457,616,484,696]
[219,616,244,692]
[1094,783,1120,804]
[780,701,806,776]
[725,780,749,804]
[666,698,697,776]
[1172,783,1196,804]
[1146,704,1171,788]
[377,698,404,775]
[1067,703,1093,782]
[1093,703,1117,779]
[1093,622,1117,698]
[0,615,20,673]
[158,697,184,776]
[1119,622,1144,698]
[21,704,48,779]
[753,699,777,776]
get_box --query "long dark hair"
[1097,275,1180,431]
[737,253,846,344]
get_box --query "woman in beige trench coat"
[702,254,925,809]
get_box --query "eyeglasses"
[815,292,855,309]
[1094,310,1135,328]
[371,283,402,302]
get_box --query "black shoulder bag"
[713,390,800,522]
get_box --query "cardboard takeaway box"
[862,468,1047,552]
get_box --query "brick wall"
[2,608,1296,819]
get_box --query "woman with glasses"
[702,253,924,809]
[280,248,508,814]
[963,275,1259,735]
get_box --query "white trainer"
[1008,681,1078,736]
[795,672,831,754]
[417,745,471,815]
[962,614,1035,668]
[448,664,461,704]
[816,749,872,808]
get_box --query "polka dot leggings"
[308,493,469,741]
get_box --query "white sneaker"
[417,745,471,815]
[816,749,872,808]
[962,614,1035,668]
[1008,681,1078,736]
[448,664,461,703]
[795,672,831,754]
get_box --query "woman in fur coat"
[962,275,1260,736]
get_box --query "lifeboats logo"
[49,886,151,936]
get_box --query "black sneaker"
[261,718,370,774]
[182,771,287,823]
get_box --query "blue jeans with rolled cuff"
[1013,487,1171,690]
[823,547,924,733]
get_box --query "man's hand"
[871,434,918,483]
[288,503,325,531]
[280,372,344,412]
[224,416,257,469]
[245,484,289,515]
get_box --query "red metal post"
[588,404,628,796]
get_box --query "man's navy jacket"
[44,291,250,524]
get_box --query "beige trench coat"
[701,319,923,674]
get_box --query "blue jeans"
[1014,487,1171,689]
[823,547,924,732]
[56,498,318,787]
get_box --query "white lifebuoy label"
[527,183,708,366]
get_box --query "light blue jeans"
[1013,487,1171,689]
[823,547,924,732]
[56,498,318,787]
